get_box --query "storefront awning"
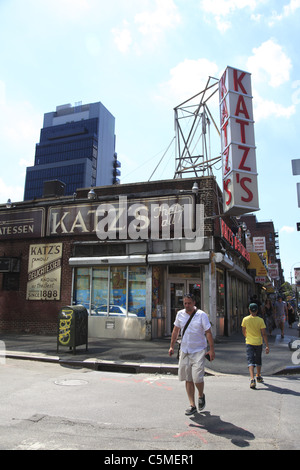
[148,251,211,264]
[248,252,268,277]
[215,252,253,283]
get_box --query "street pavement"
[1,321,300,377]
[1,321,300,450]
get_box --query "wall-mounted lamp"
[6,199,16,209]
[87,188,97,201]
[192,182,199,194]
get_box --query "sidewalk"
[1,322,300,376]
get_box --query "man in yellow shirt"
[241,303,270,389]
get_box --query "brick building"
[240,214,284,293]
[0,177,253,339]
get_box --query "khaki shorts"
[178,349,206,383]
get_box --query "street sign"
[292,159,300,175]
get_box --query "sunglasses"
[183,294,195,300]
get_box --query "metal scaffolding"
[174,76,221,179]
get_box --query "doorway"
[168,279,201,334]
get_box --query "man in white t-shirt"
[168,294,215,416]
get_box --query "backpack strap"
[182,308,197,337]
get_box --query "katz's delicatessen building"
[0,176,253,340]
[0,66,258,340]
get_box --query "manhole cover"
[54,379,88,386]
[119,354,145,361]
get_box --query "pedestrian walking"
[274,296,287,338]
[241,303,270,389]
[287,302,295,328]
[168,293,215,415]
[262,298,275,335]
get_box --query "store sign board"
[220,219,250,262]
[0,208,45,239]
[219,66,259,215]
[253,236,266,253]
[295,268,300,287]
[26,243,63,301]
[47,195,202,243]
[268,263,279,279]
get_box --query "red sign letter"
[233,70,247,94]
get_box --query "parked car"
[92,305,137,317]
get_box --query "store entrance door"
[168,279,201,335]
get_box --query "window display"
[73,266,146,317]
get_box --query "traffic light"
[297,222,300,231]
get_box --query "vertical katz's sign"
[219,66,259,215]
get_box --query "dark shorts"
[246,344,262,367]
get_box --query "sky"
[0,0,299,285]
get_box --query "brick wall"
[0,237,73,334]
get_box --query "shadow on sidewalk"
[190,411,255,448]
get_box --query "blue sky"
[0,0,299,284]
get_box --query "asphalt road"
[0,358,299,452]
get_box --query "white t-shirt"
[174,308,211,353]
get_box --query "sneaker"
[250,379,256,389]
[185,405,197,416]
[198,394,206,411]
[256,375,264,383]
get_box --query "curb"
[5,351,179,375]
[5,351,300,376]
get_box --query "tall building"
[24,101,120,200]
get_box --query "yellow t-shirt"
[241,315,266,345]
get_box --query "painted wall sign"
[26,243,63,300]
[219,66,259,215]
[47,195,197,239]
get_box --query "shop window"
[128,267,146,316]
[92,268,108,313]
[2,273,20,291]
[73,266,146,318]
[110,266,127,311]
[74,268,90,311]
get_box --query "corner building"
[0,177,253,339]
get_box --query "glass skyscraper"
[24,101,120,200]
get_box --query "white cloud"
[253,92,295,121]
[247,39,292,87]
[135,0,181,37]
[112,0,181,53]
[0,178,24,205]
[245,39,295,120]
[0,81,39,202]
[156,58,219,105]
[269,0,300,24]
[280,226,295,234]
[112,21,133,53]
[200,0,262,32]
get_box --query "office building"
[24,101,120,200]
